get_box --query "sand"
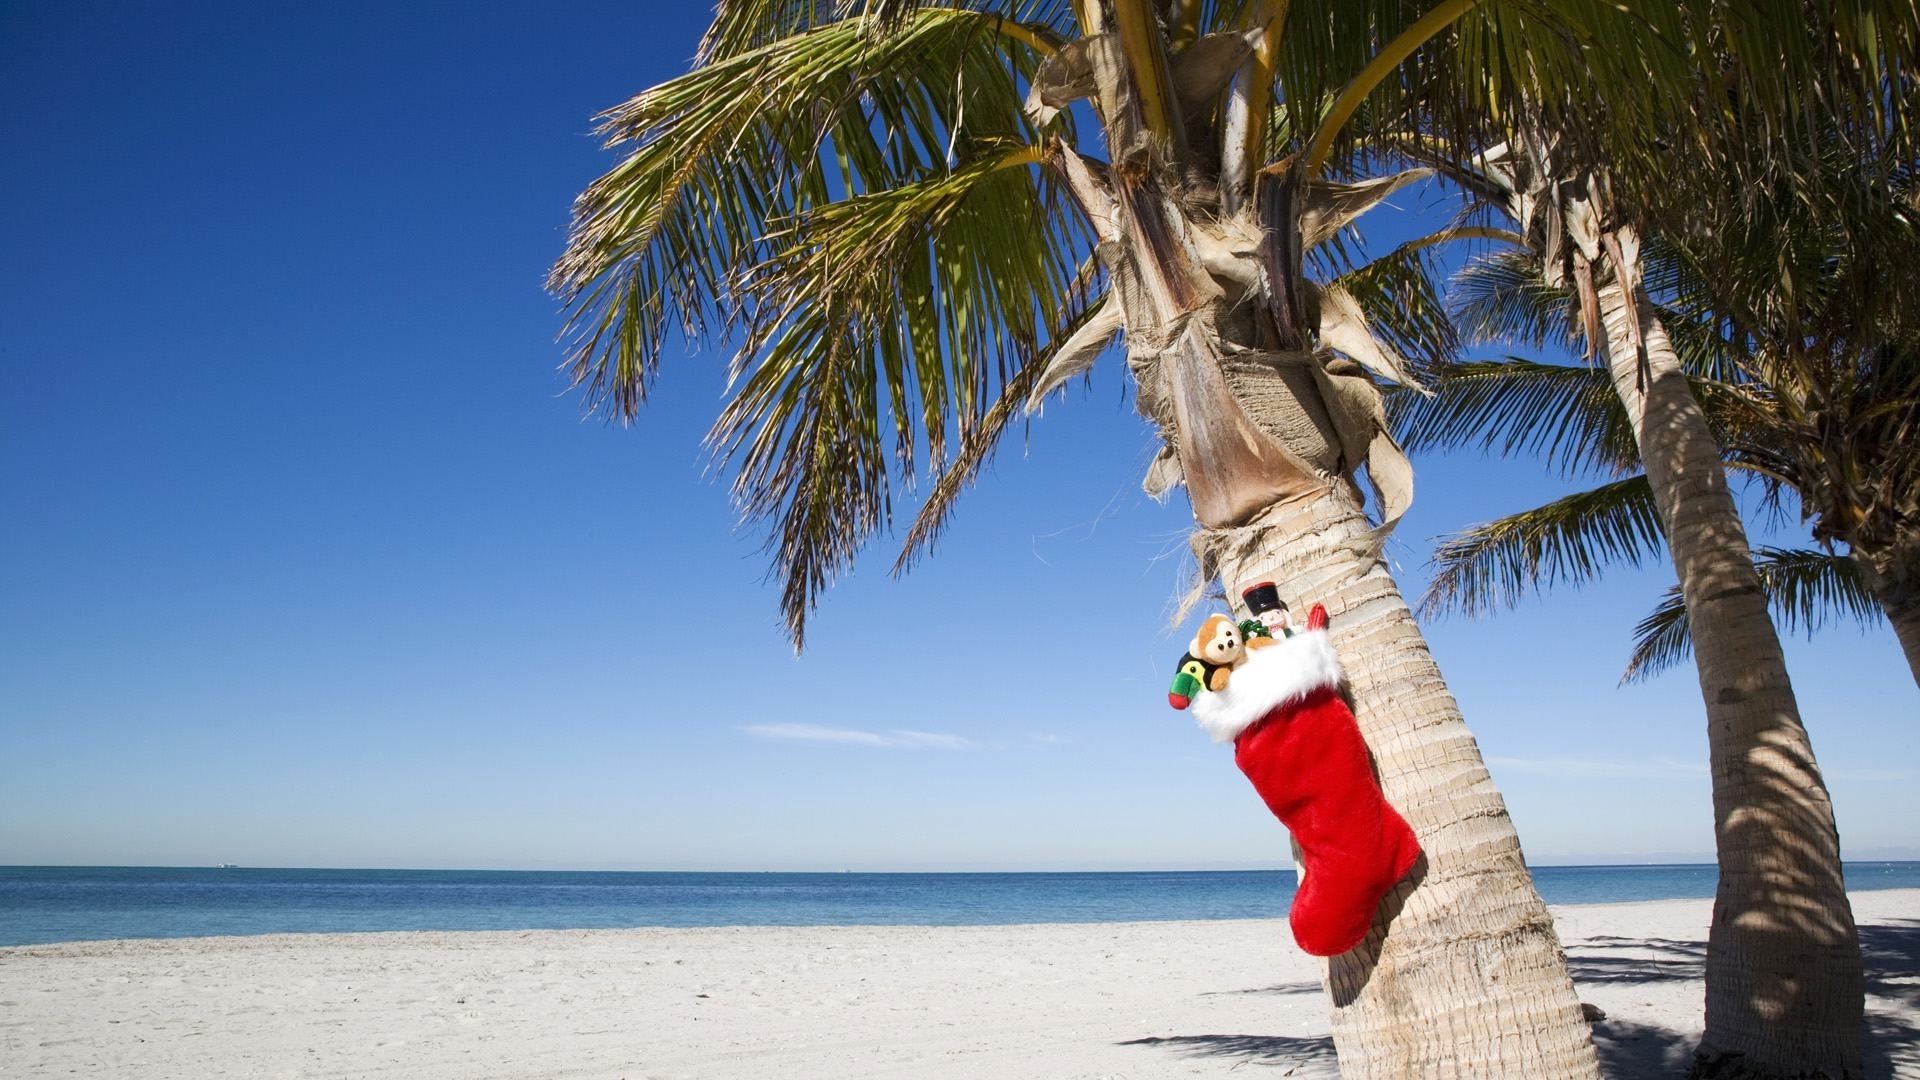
[2,889,1914,1079]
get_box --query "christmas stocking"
[1186,607,1421,956]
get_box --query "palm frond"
[1620,587,1691,685]
[1324,228,1461,383]
[1759,545,1886,638]
[706,146,1092,646]
[699,0,1075,63]
[1267,0,1544,170]
[1448,248,1575,352]
[891,293,1109,576]
[551,9,1049,420]
[1622,546,1885,682]
[1380,0,1696,190]
[1420,475,1663,619]
[1654,1,1920,227]
[1388,357,1639,479]
[1110,0,1183,147]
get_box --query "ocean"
[3,863,1916,948]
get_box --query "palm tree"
[550,2,1608,1074]
[1380,132,1871,1072]
[1395,243,1916,688]
[1379,3,1920,1071]
[1658,139,1920,691]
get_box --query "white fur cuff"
[1189,630,1344,743]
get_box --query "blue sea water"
[2,863,1916,948]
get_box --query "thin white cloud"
[744,723,890,747]
[1487,755,1707,779]
[743,723,977,750]
[887,730,977,750]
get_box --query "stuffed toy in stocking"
[1168,599,1421,957]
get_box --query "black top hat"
[1241,581,1287,614]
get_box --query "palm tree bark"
[1851,547,1920,689]
[1202,488,1601,1078]
[1594,272,1865,1079]
[1052,38,1599,1056]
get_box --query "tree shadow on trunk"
[1695,751,1864,1076]
[1328,849,1429,1006]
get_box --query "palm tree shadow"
[1558,932,1705,1076]
[1861,919,1920,1006]
[1201,980,1323,998]
[1860,919,1920,1078]
[1122,1021,1699,1078]
[1128,919,1917,1078]
[1589,1017,1697,1078]
[1565,917,1920,1077]
[1326,850,1428,1005]
[1120,1032,1337,1072]
[1566,935,1706,985]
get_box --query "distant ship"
[216,863,239,869]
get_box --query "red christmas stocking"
[1189,612,1421,957]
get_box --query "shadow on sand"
[1571,919,1920,1078]
[1125,917,1918,1078]
[1120,1032,1336,1071]
[1568,918,1920,1077]
[1201,980,1323,998]
[1860,918,1920,1078]
[1566,936,1706,986]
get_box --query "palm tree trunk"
[1593,273,1865,1079]
[1202,488,1601,1079]
[1851,546,1920,689]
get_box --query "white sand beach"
[3,889,1914,1079]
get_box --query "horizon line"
[7,857,1920,874]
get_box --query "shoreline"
[5,889,1914,1078]
[6,880,1917,952]
[7,864,1919,951]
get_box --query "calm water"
[3,863,1916,947]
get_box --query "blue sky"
[2,1,1913,872]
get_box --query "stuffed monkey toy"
[1165,613,1278,709]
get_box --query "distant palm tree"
[1394,243,1913,688]
[1661,130,1920,692]
[1376,5,1918,1074]
[1394,145,1865,1073]
[549,2,1611,1075]
[1389,50,1917,1061]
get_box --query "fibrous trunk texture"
[1852,547,1920,690]
[1085,120,1596,1074]
[1202,490,1601,1079]
[1595,278,1865,1079]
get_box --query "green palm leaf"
[1324,230,1461,381]
[1623,547,1885,682]
[1420,474,1663,618]
[1389,358,1639,479]
[1447,248,1574,352]
[705,145,1092,645]
[551,8,1051,419]
[891,292,1109,577]
[699,0,1074,64]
